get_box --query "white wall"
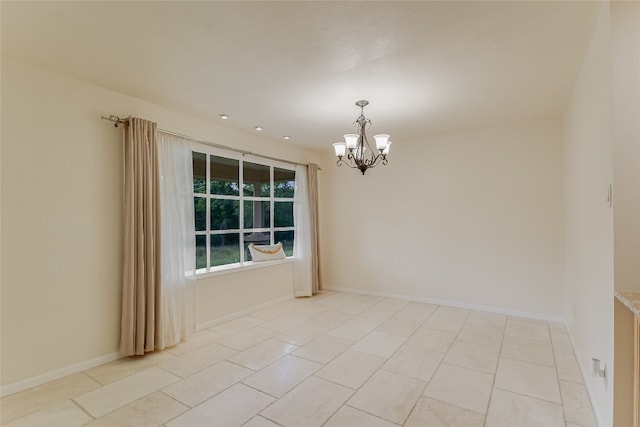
[321,120,564,317]
[562,3,614,425]
[0,57,320,389]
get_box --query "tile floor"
[1,291,598,427]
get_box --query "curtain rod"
[100,115,317,169]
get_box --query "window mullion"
[270,166,274,244]
[239,159,245,264]
[206,153,211,271]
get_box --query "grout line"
[3,292,587,426]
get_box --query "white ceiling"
[1,1,600,150]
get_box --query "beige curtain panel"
[308,163,322,294]
[119,117,162,356]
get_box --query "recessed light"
[255,126,263,131]
[219,114,229,119]
[283,136,291,140]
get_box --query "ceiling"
[1,1,600,150]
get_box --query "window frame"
[191,143,296,276]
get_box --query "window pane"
[211,233,240,266]
[194,197,206,231]
[243,162,270,197]
[210,199,239,230]
[275,231,294,257]
[274,201,293,227]
[274,168,295,198]
[193,152,207,194]
[210,155,239,196]
[243,200,270,229]
[244,231,271,261]
[196,235,207,269]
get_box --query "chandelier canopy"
[333,100,392,175]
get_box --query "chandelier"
[333,100,392,175]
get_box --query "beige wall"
[562,3,614,425]
[195,262,294,327]
[0,58,320,389]
[611,0,640,293]
[321,120,565,317]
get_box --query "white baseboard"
[324,286,566,323]
[195,294,294,331]
[566,330,605,427]
[1,351,122,398]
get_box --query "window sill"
[195,258,294,280]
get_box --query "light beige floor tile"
[82,391,188,427]
[551,331,574,354]
[4,400,92,427]
[375,315,423,337]
[227,339,298,370]
[494,358,561,403]
[260,312,315,332]
[560,381,597,427]
[315,350,384,389]
[500,335,555,367]
[423,307,470,332]
[275,323,329,346]
[406,327,457,353]
[348,370,426,424]
[85,351,176,385]
[292,334,354,364]
[355,307,396,325]
[423,363,494,414]
[395,302,438,321]
[505,319,550,343]
[261,376,353,427]
[324,405,399,427]
[158,343,237,378]
[74,367,180,417]
[328,319,379,340]
[0,373,101,424]
[315,349,385,389]
[351,331,406,358]
[456,323,504,347]
[373,298,410,312]
[165,330,226,356]
[555,352,584,383]
[354,295,384,305]
[2,292,599,427]
[334,301,376,315]
[162,360,253,407]
[466,311,507,329]
[304,310,353,329]
[216,326,275,351]
[485,388,564,427]
[309,309,353,328]
[242,355,321,397]
[444,340,500,374]
[291,303,331,318]
[166,383,274,427]
[405,397,485,427]
[210,316,264,335]
[249,301,297,320]
[382,345,444,381]
[548,321,568,334]
[243,415,281,427]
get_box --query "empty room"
[1,1,639,426]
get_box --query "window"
[193,150,295,272]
